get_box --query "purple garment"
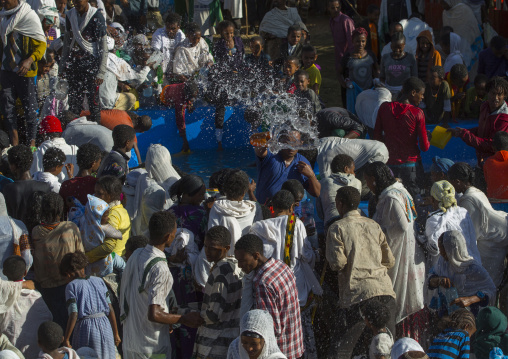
[213,36,245,72]
[329,12,355,72]
[478,48,508,78]
[45,28,57,47]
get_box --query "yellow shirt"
[304,64,322,94]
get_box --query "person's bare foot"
[217,142,223,151]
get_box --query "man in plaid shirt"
[235,234,305,359]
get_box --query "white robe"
[173,38,213,77]
[31,138,78,182]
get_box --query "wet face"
[165,22,180,39]
[408,88,425,106]
[353,34,367,53]
[283,59,299,77]
[475,81,487,98]
[391,41,405,59]
[418,36,431,54]
[295,74,309,91]
[430,71,442,88]
[73,0,89,14]
[94,183,113,203]
[235,249,259,274]
[328,0,341,17]
[302,51,316,68]
[287,30,302,46]
[278,131,301,158]
[488,87,507,111]
[250,40,263,56]
[188,31,202,47]
[241,336,265,359]
[0,0,19,10]
[221,25,235,42]
[204,238,229,263]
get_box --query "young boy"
[363,300,394,359]
[37,50,57,111]
[280,56,301,94]
[33,147,73,193]
[301,44,322,94]
[245,36,272,70]
[483,131,508,199]
[294,69,322,114]
[97,124,136,181]
[1,256,53,359]
[193,225,243,358]
[275,24,303,71]
[446,63,469,121]
[422,66,452,124]
[37,321,80,359]
[464,74,488,119]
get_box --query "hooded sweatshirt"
[374,101,430,165]
[416,30,442,82]
[318,172,362,226]
[484,150,508,199]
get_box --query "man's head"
[39,116,63,139]
[125,235,149,260]
[149,211,177,247]
[335,186,361,216]
[8,145,33,175]
[486,76,508,112]
[38,321,64,353]
[234,234,265,274]
[493,131,508,152]
[401,77,426,106]
[283,56,301,77]
[2,255,26,281]
[209,168,235,195]
[77,143,102,172]
[204,225,231,263]
[328,0,341,18]
[73,0,89,14]
[272,190,295,214]
[281,179,305,207]
[58,111,78,130]
[0,0,19,11]
[42,147,66,174]
[301,44,317,69]
[165,12,182,39]
[287,24,302,46]
[186,22,202,47]
[250,36,264,56]
[112,124,136,151]
[474,74,489,98]
[278,130,302,159]
[429,66,445,88]
[295,69,310,91]
[41,192,64,224]
[223,170,250,201]
[331,154,355,174]
[490,36,507,58]
[450,64,469,88]
[389,22,403,36]
[390,32,406,59]
[132,115,152,133]
[367,4,380,23]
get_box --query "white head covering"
[391,338,425,359]
[442,230,475,273]
[0,350,19,359]
[145,144,180,187]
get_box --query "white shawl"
[165,228,199,269]
[0,280,21,315]
[173,38,213,77]
[443,32,466,73]
[107,52,150,84]
[68,5,97,56]
[0,1,46,45]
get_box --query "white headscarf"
[390,338,425,359]
[227,310,287,359]
[442,230,475,273]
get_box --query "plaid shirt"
[253,258,304,359]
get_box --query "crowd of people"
[0,0,508,358]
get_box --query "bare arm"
[148,304,204,327]
[108,303,121,346]
[63,312,78,347]
[133,142,143,164]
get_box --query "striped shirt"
[427,329,470,359]
[193,257,243,359]
[253,258,305,359]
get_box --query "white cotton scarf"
[390,338,424,359]
[166,228,199,269]
[68,5,97,56]
[0,1,46,45]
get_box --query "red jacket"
[459,102,508,166]
[374,102,430,165]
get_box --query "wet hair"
[59,251,89,276]
[450,64,468,82]
[391,31,406,44]
[170,174,205,202]
[223,170,250,199]
[401,77,426,96]
[493,131,508,151]
[8,145,33,172]
[287,24,302,36]
[41,192,64,223]
[96,176,123,201]
[285,56,301,67]
[205,225,231,247]
[112,124,136,148]
[165,12,181,25]
[209,168,235,195]
[364,162,397,196]
[295,69,310,80]
[42,147,66,171]
[77,143,102,170]
[430,65,445,80]
[302,44,316,55]
[331,154,354,174]
[335,186,360,211]
[490,35,507,51]
[367,4,379,13]
[250,35,264,45]
[125,235,149,253]
[235,234,264,255]
[38,321,64,351]
[447,162,475,185]
[185,22,201,34]
[486,76,508,96]
[438,308,476,332]
[59,111,78,129]
[218,20,235,33]
[2,255,26,281]
[362,299,390,330]
[135,115,152,132]
[281,179,305,201]
[272,190,295,211]
[149,211,177,245]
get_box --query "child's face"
[94,184,112,203]
[453,75,468,89]
[42,19,53,32]
[283,60,299,77]
[221,25,235,42]
[54,164,64,175]
[418,37,431,54]
[488,87,507,111]
[345,162,355,175]
[391,41,405,58]
[287,30,302,46]
[295,74,309,91]
[409,88,425,106]
[476,81,487,98]
[188,31,202,47]
[165,22,180,39]
[241,336,265,359]
[390,25,403,36]
[250,40,263,56]
[367,9,380,23]
[328,0,341,17]
[204,238,228,263]
[302,51,316,68]
[41,59,55,75]
[353,34,367,53]
[430,71,442,88]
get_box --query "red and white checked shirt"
[253,258,304,359]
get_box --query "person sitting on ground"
[464,74,488,120]
[478,36,508,79]
[472,307,508,359]
[301,44,321,95]
[317,154,362,227]
[59,143,102,210]
[428,230,496,315]
[421,66,451,125]
[448,77,508,166]
[326,186,396,356]
[2,145,51,223]
[61,113,114,153]
[33,147,73,193]
[294,70,321,114]
[37,321,80,359]
[445,63,469,121]
[193,226,243,358]
[484,131,508,200]
[234,234,304,359]
[0,255,52,359]
[245,36,272,71]
[427,309,476,359]
[213,20,244,72]
[31,116,79,182]
[415,30,442,83]
[59,251,120,357]
[274,24,303,72]
[32,192,84,330]
[364,300,394,359]
[97,125,136,181]
[100,110,151,164]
